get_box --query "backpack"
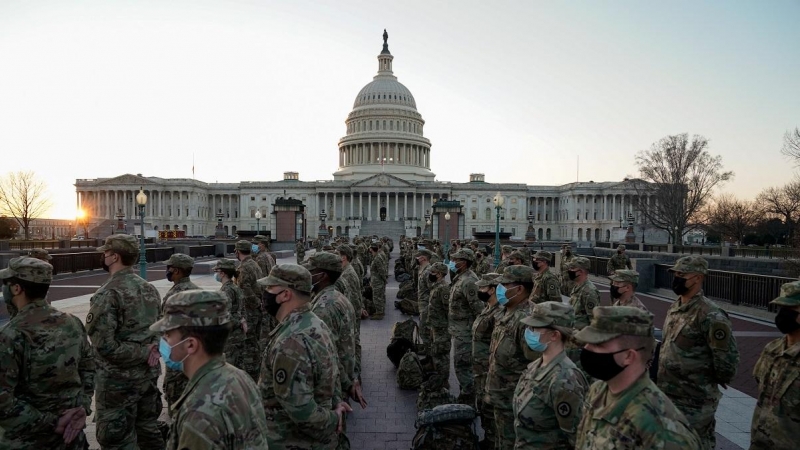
[397,279,417,301]
[417,385,455,411]
[386,319,420,367]
[412,404,479,450]
[395,298,420,316]
[397,351,424,390]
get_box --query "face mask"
[618,251,623,255]
[567,271,578,280]
[428,273,438,283]
[580,347,631,381]
[251,244,259,254]
[477,291,491,302]
[166,270,174,282]
[101,254,114,272]
[214,273,223,283]
[159,337,190,371]
[311,273,324,292]
[524,328,548,352]
[565,251,571,256]
[532,262,541,271]
[2,284,14,305]
[610,285,623,299]
[672,276,689,296]
[496,284,519,306]
[447,261,456,272]
[775,307,800,334]
[262,290,283,317]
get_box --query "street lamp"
[255,210,262,233]
[493,192,504,267]
[424,210,431,239]
[135,187,148,279]
[444,211,451,263]
[298,215,304,241]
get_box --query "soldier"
[609,269,648,310]
[150,290,270,449]
[567,257,600,330]
[486,265,536,450]
[529,250,562,304]
[234,239,264,381]
[495,245,514,274]
[257,264,352,449]
[473,272,502,450]
[349,244,365,281]
[559,245,575,296]
[0,257,95,449]
[295,239,306,264]
[254,235,276,279]
[446,248,483,405]
[508,251,525,267]
[336,244,365,377]
[28,248,53,262]
[606,244,632,275]
[87,235,164,449]
[750,281,800,449]
[415,248,436,348]
[513,302,588,449]
[474,249,489,277]
[657,255,739,450]
[426,262,451,390]
[315,237,323,253]
[574,306,701,449]
[213,258,247,370]
[162,253,200,410]
[368,242,388,320]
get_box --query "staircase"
[357,220,407,241]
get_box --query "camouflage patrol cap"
[567,257,591,271]
[213,258,237,271]
[415,249,434,259]
[669,255,708,275]
[617,245,626,251]
[0,256,53,285]
[574,306,654,344]
[322,244,334,251]
[257,264,313,293]
[149,290,230,332]
[303,252,343,273]
[609,269,639,285]
[771,281,800,307]
[495,265,535,284]
[235,240,252,252]
[28,248,52,261]
[509,251,525,261]
[430,262,448,276]
[475,273,501,288]
[97,234,139,255]
[336,245,353,260]
[164,253,194,269]
[533,250,552,261]
[451,248,475,263]
[253,235,269,244]
[501,245,514,254]
[521,301,575,334]
[470,240,479,247]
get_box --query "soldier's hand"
[147,344,160,367]
[360,309,369,320]
[334,401,353,433]
[63,408,87,444]
[242,320,249,334]
[349,380,368,409]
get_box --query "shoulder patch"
[86,313,93,323]
[557,401,572,417]
[586,301,596,311]
[275,368,287,384]
[709,320,733,350]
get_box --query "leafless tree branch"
[0,171,53,240]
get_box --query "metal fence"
[49,247,175,275]
[188,245,216,258]
[730,247,800,259]
[672,245,724,256]
[584,256,610,277]
[654,264,794,311]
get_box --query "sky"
[1,0,798,219]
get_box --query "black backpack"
[386,319,419,367]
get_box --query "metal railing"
[653,264,794,311]
[672,245,723,256]
[730,247,800,259]
[643,244,669,253]
[49,247,175,275]
[595,242,612,249]
[584,256,610,277]
[188,245,216,258]
[8,240,61,250]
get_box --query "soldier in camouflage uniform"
[473,272,502,450]
[426,262,451,390]
[368,243,388,320]
[529,250,562,304]
[349,244,365,280]
[486,265,536,450]
[415,249,436,350]
[150,290,270,449]
[609,269,648,311]
[575,306,701,449]
[657,256,739,450]
[234,240,265,381]
[295,239,306,264]
[559,245,575,296]
[606,244,632,275]
[750,281,800,449]
[315,238,323,253]
[474,249,491,277]
[214,259,247,370]
[508,251,525,267]
[28,247,52,262]
[161,253,200,411]
[0,257,95,449]
[447,248,483,405]
[87,235,164,449]
[336,245,365,375]
[513,302,588,450]
[257,264,352,449]
[567,257,600,330]
[494,245,514,274]
[254,235,276,280]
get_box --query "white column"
[368,193,372,220]
[359,193,363,218]
[413,193,417,218]
[404,193,408,220]
[394,194,399,221]
[333,193,337,220]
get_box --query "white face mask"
[214,273,223,283]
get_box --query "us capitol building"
[75,32,654,246]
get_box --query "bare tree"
[702,194,759,245]
[781,127,800,162]
[756,180,800,243]
[0,171,52,240]
[632,133,733,245]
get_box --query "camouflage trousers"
[430,337,451,390]
[354,318,362,377]
[560,275,574,296]
[492,406,515,450]
[296,253,305,264]
[474,374,496,449]
[241,308,264,381]
[672,396,719,450]
[452,335,475,403]
[224,337,247,371]
[370,278,386,315]
[164,368,188,412]
[2,428,89,449]
[419,308,432,350]
[95,375,164,450]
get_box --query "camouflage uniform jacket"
[475,257,491,277]
[750,336,800,450]
[559,254,574,275]
[486,301,535,410]
[86,266,161,381]
[351,257,365,281]
[472,302,502,377]
[417,263,434,332]
[235,256,264,325]
[495,258,510,275]
[256,251,276,279]
[613,294,648,311]
[530,270,562,305]
[0,299,96,445]
[513,351,588,449]
[336,264,364,315]
[370,252,388,283]
[168,356,269,450]
[427,279,451,345]
[575,373,701,450]
[448,270,482,338]
[295,241,306,259]
[220,280,247,344]
[657,291,739,404]
[311,285,357,393]
[606,253,631,273]
[163,277,200,313]
[569,280,600,330]
[260,303,341,449]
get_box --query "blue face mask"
[159,337,189,371]
[524,328,549,352]
[251,244,259,254]
[496,283,509,306]
[447,261,457,272]
[214,273,223,283]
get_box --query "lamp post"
[424,210,431,239]
[135,188,148,279]
[444,211,451,263]
[298,216,304,241]
[493,192,504,267]
[255,210,262,233]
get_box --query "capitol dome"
[333,30,435,182]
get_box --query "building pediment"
[351,173,413,188]
[97,174,154,187]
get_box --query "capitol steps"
[357,220,407,241]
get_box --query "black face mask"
[166,270,174,282]
[672,276,689,296]
[428,274,438,283]
[567,271,578,280]
[532,262,541,271]
[775,307,800,334]
[580,348,630,381]
[565,251,571,256]
[262,291,283,317]
[477,291,491,302]
[610,285,623,299]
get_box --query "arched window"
[485,208,492,220]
